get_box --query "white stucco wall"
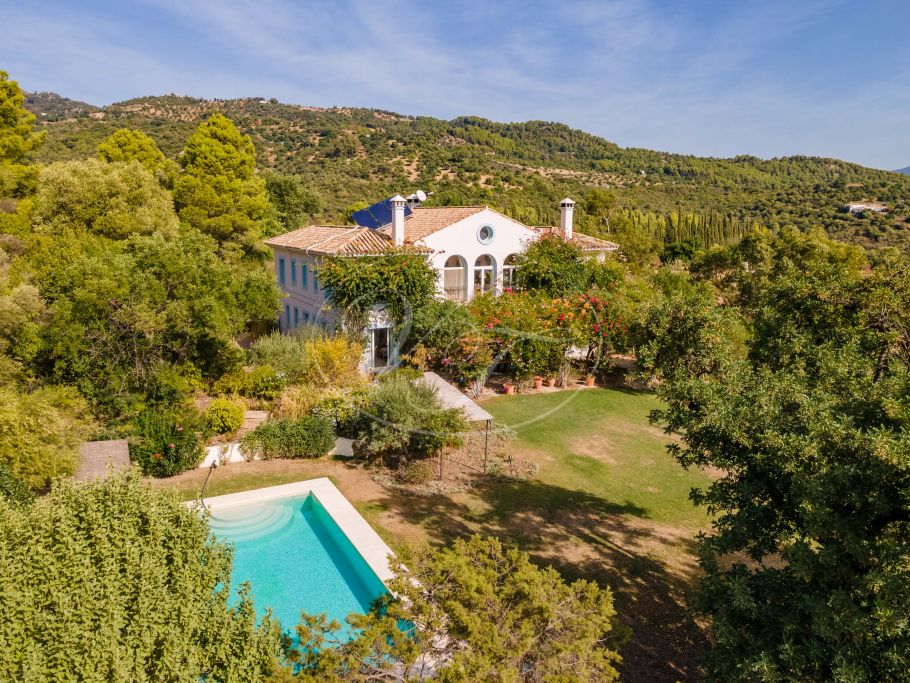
[271,250,339,332]
[420,208,539,301]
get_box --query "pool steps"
[207,502,295,542]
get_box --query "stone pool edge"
[194,478,396,584]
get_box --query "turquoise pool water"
[208,494,387,633]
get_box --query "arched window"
[474,254,495,295]
[502,254,519,290]
[443,255,467,301]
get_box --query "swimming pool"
[203,480,393,634]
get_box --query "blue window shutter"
[285,304,290,328]
[278,258,286,285]
[303,311,309,323]
[294,307,299,326]
[291,259,297,285]
[301,264,308,288]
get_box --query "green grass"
[156,384,711,681]
[483,387,710,529]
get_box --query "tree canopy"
[173,113,271,250]
[282,535,623,682]
[97,128,168,174]
[0,471,282,682]
[650,228,910,682]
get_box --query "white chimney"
[559,198,575,240]
[390,194,406,247]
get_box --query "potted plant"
[584,374,596,387]
[546,376,556,388]
[502,381,515,395]
[533,375,543,390]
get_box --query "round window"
[477,224,494,244]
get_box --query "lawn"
[157,385,711,683]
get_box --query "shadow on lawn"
[375,478,708,683]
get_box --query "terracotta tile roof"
[376,206,487,242]
[532,227,620,252]
[264,225,426,256]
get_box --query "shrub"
[376,366,422,383]
[273,384,325,420]
[311,385,371,437]
[354,376,466,463]
[212,365,286,401]
[0,471,281,681]
[288,535,621,681]
[297,335,364,388]
[204,397,245,435]
[244,364,285,400]
[397,460,434,485]
[129,410,204,477]
[248,329,318,380]
[240,416,334,460]
[404,298,477,367]
[0,385,97,490]
[0,465,33,506]
[249,332,363,387]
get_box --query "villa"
[264,195,619,370]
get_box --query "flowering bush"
[469,290,628,381]
[129,409,204,477]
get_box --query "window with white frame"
[502,254,519,290]
[443,255,467,301]
[473,254,495,295]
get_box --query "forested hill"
[26,93,910,249]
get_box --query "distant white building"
[264,196,618,371]
[845,201,888,215]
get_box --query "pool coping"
[196,478,396,584]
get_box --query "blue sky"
[2,0,909,169]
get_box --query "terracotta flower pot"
[533,376,543,390]
[585,375,596,387]
[503,383,515,395]
[546,377,556,388]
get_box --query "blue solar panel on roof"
[352,198,412,229]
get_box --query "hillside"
[24,91,100,121]
[897,167,910,175]
[26,94,910,249]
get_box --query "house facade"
[264,196,619,371]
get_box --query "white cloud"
[2,0,908,167]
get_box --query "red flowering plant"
[557,292,628,377]
[128,408,205,478]
[470,291,568,385]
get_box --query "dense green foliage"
[248,331,363,387]
[645,228,910,681]
[353,374,466,463]
[317,249,437,329]
[0,72,283,480]
[129,409,205,477]
[240,415,335,459]
[204,396,245,434]
[173,113,272,251]
[0,385,96,489]
[0,465,33,506]
[25,94,910,250]
[97,128,168,174]
[279,535,621,682]
[264,170,322,234]
[33,158,178,238]
[0,472,281,681]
